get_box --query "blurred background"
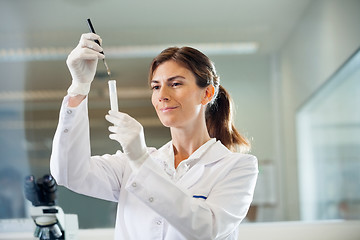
[0,0,359,229]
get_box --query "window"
[296,49,360,220]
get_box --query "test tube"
[108,80,118,111]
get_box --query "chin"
[159,119,174,128]
[158,117,181,128]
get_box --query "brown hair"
[148,46,250,153]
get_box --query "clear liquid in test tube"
[108,80,118,111]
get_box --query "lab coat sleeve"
[50,95,126,202]
[126,154,258,239]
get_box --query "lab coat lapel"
[177,164,205,189]
[177,141,231,189]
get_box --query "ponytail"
[206,85,251,153]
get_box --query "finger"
[115,150,124,155]
[108,111,136,123]
[106,115,130,127]
[106,111,128,123]
[78,48,104,59]
[108,110,128,118]
[109,133,120,142]
[105,114,119,125]
[71,48,104,61]
[108,125,134,135]
[109,132,129,144]
[108,126,119,134]
[109,132,129,142]
[79,38,104,53]
[80,33,102,44]
[109,133,116,140]
[106,117,136,130]
[108,129,139,145]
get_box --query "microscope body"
[24,174,78,240]
[30,205,78,240]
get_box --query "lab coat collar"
[186,138,217,162]
[176,140,232,189]
[196,140,232,166]
[156,140,230,189]
[157,139,231,167]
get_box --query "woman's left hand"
[105,110,148,162]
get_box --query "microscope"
[24,174,78,240]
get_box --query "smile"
[160,106,178,112]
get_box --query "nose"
[158,86,170,102]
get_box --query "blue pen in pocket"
[193,195,207,200]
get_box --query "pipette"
[86,18,111,77]
[86,19,118,111]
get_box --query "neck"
[170,120,210,168]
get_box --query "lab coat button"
[156,220,162,225]
[148,197,154,202]
[63,129,69,133]
[66,109,72,114]
[132,182,137,188]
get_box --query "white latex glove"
[105,110,149,169]
[66,33,105,96]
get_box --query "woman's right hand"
[66,33,105,97]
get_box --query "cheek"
[151,93,157,108]
[189,89,205,106]
[183,96,202,115]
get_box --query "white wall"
[213,54,286,222]
[278,0,360,220]
[214,55,274,160]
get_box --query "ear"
[201,85,215,105]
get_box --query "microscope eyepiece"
[42,174,57,203]
[24,174,57,206]
[24,175,41,206]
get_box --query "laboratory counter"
[1,219,359,240]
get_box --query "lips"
[159,106,178,112]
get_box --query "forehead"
[152,60,194,80]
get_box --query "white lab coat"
[50,96,258,240]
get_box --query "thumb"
[109,133,118,141]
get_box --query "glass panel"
[296,49,360,220]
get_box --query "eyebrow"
[151,75,185,84]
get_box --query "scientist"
[50,33,258,240]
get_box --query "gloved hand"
[105,110,149,169]
[66,33,105,97]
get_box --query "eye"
[171,82,182,87]
[151,85,160,90]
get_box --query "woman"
[50,33,258,240]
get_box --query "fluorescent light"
[0,42,258,62]
[0,47,71,62]
[106,42,258,58]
